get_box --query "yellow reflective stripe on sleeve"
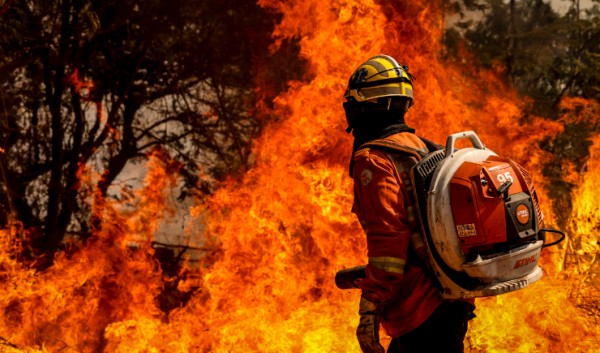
[368,256,406,274]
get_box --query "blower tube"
[540,228,566,248]
[335,265,366,289]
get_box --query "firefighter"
[343,55,475,353]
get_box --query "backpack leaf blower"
[336,131,565,298]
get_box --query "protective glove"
[356,296,385,353]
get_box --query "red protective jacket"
[352,131,444,337]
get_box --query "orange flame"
[1,1,599,352]
[0,153,177,352]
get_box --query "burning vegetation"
[1,0,599,352]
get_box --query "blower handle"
[445,131,486,158]
[335,265,366,289]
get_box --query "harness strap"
[357,136,443,159]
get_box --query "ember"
[1,0,598,352]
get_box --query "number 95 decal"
[497,172,513,184]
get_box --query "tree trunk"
[56,0,85,244]
[42,0,72,266]
[506,0,516,84]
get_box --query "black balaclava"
[351,109,414,153]
[348,107,415,176]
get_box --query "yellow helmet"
[344,54,414,106]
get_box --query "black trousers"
[387,300,476,353]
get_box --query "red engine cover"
[449,158,525,255]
